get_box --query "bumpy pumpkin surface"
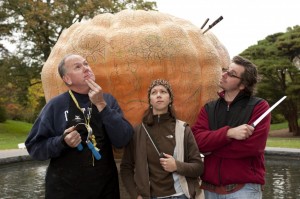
[41,9,230,126]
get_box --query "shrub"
[0,106,7,122]
[6,103,23,120]
[271,113,286,124]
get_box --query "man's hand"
[227,124,254,140]
[86,79,107,112]
[63,126,82,148]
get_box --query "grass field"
[270,122,289,131]
[0,120,299,150]
[266,137,300,148]
[270,118,300,130]
[0,120,32,150]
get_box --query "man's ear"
[63,75,72,86]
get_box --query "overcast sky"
[155,0,300,57]
[2,0,299,57]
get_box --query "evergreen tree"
[241,26,300,135]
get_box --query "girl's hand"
[159,153,177,172]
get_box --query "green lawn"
[270,118,300,131]
[267,119,300,148]
[0,119,299,150]
[267,137,300,148]
[270,122,289,131]
[0,120,32,150]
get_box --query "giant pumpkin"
[41,9,230,126]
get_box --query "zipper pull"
[158,115,160,123]
[227,104,230,111]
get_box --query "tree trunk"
[285,99,300,136]
[288,114,300,136]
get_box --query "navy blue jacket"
[25,91,133,161]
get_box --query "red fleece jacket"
[192,100,270,185]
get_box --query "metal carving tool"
[251,96,287,127]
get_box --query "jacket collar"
[218,90,251,104]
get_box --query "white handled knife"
[251,96,287,127]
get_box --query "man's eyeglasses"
[221,68,242,79]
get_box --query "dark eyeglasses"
[222,68,242,79]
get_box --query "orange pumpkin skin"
[41,10,230,126]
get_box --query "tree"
[241,26,300,136]
[0,0,157,120]
[1,0,157,62]
[0,55,39,121]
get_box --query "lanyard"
[69,90,91,126]
[142,123,165,158]
[69,90,101,161]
